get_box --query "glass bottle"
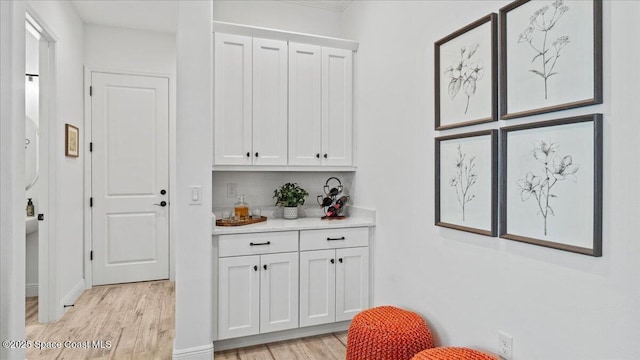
[234,194,249,220]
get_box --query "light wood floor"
[26,280,348,359]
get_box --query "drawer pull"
[327,236,345,241]
[250,241,271,246]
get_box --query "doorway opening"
[24,10,57,324]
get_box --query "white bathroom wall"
[342,1,640,359]
[27,0,86,318]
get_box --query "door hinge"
[89,86,93,96]
[89,142,93,152]
[90,251,93,261]
[90,197,93,207]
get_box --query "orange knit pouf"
[412,347,497,360]
[346,306,434,360]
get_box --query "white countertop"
[212,207,375,236]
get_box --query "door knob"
[154,201,167,207]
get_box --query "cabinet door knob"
[338,258,343,263]
[330,258,335,264]
[255,152,259,157]
[263,264,268,270]
[323,153,328,159]
[253,265,258,271]
[246,152,250,157]
[316,153,320,158]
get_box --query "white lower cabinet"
[299,227,369,327]
[217,232,299,340]
[216,227,369,342]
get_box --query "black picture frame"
[499,114,603,256]
[435,130,498,237]
[435,13,498,130]
[499,0,603,120]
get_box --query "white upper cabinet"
[322,47,353,166]
[288,43,322,166]
[253,38,288,166]
[214,33,252,166]
[289,44,354,167]
[213,24,357,170]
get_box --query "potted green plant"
[273,182,309,219]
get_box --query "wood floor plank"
[267,338,310,359]
[299,334,344,360]
[214,349,240,360]
[238,344,274,360]
[334,331,348,347]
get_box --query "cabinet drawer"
[218,231,298,257]
[300,227,368,251]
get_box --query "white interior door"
[91,71,169,286]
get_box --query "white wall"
[27,0,86,318]
[173,1,214,358]
[0,0,27,357]
[212,0,343,37]
[343,1,640,359]
[83,24,177,280]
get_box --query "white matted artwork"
[436,130,497,236]
[435,13,497,130]
[500,0,602,119]
[500,114,602,256]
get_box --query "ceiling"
[70,0,179,34]
[70,0,352,34]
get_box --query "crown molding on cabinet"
[212,21,359,51]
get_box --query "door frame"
[26,6,60,324]
[83,67,176,287]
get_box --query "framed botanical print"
[500,114,603,256]
[435,130,497,236]
[435,13,498,130]
[499,0,603,119]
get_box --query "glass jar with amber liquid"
[234,194,249,220]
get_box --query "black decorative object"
[317,177,350,220]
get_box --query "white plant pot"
[283,206,298,219]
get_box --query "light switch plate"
[189,185,202,205]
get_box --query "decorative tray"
[216,216,267,227]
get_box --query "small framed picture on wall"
[65,124,79,158]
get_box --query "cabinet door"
[253,38,288,166]
[300,249,336,327]
[260,252,299,333]
[214,33,252,166]
[289,42,322,166]
[336,247,369,322]
[322,47,353,166]
[218,255,260,339]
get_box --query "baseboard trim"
[25,283,38,297]
[213,321,350,351]
[172,342,214,360]
[60,278,85,313]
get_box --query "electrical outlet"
[227,183,237,198]
[498,331,513,360]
